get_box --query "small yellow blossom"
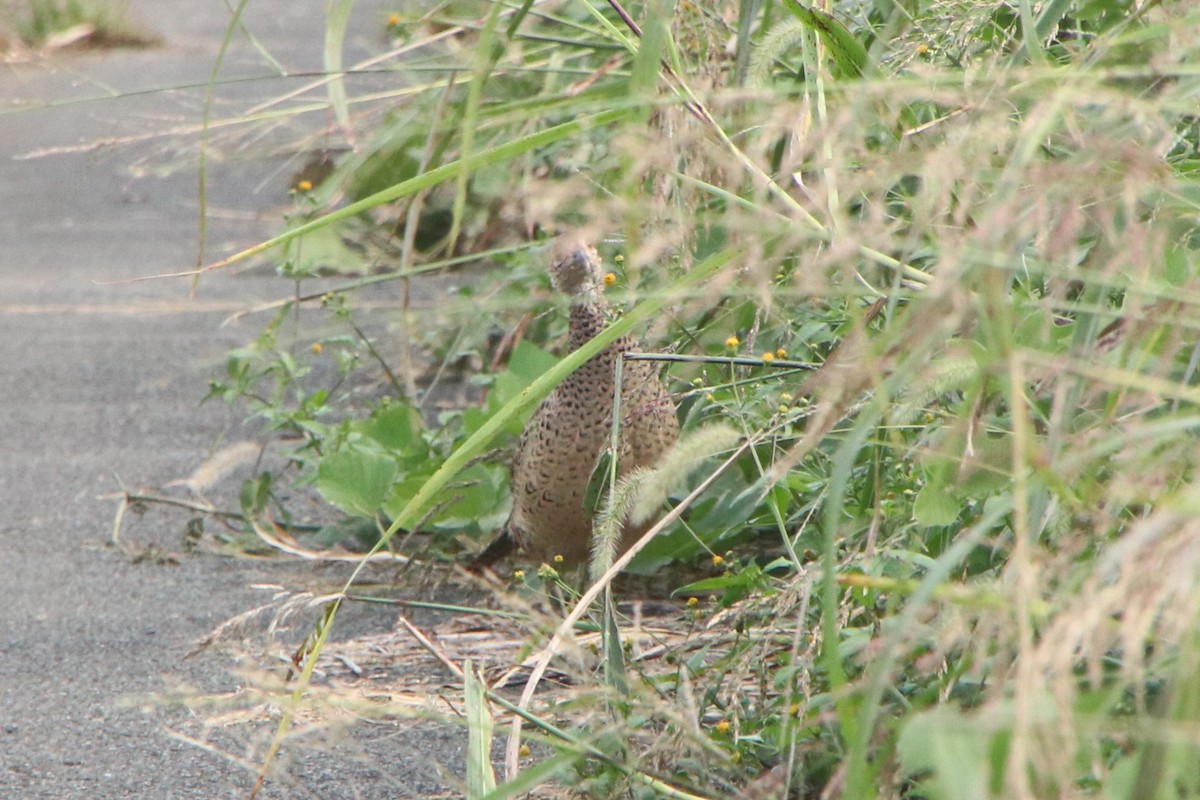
[686,596,699,607]
[725,336,740,349]
[776,347,788,359]
[715,720,731,734]
[761,352,775,363]
[386,12,401,26]
[614,253,625,264]
[311,342,323,354]
[704,393,715,402]
[603,272,617,286]
[553,553,565,564]
[519,744,531,757]
[513,569,525,580]
[780,392,793,404]
[296,179,313,192]
[711,554,724,567]
[778,404,790,414]
[916,43,930,54]
[789,702,802,716]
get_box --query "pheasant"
[472,236,679,569]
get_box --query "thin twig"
[249,516,411,563]
[624,352,815,370]
[399,616,465,679]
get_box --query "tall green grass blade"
[780,0,868,78]
[602,591,629,696]
[1019,0,1046,64]
[465,660,498,797]
[449,0,505,251]
[195,0,253,293]
[324,0,355,138]
[629,0,669,104]
[733,0,764,85]
[478,750,581,800]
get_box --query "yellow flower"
[725,336,740,349]
[715,720,731,734]
[711,554,724,567]
[295,179,313,192]
[761,352,775,363]
[614,253,625,264]
[386,12,401,26]
[519,744,531,757]
[513,569,525,580]
[780,392,793,404]
[776,347,788,359]
[311,342,323,354]
[553,553,564,564]
[916,43,929,54]
[686,596,699,607]
[603,272,617,286]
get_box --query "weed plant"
[5,0,153,48]
[198,0,1200,797]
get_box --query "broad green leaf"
[913,482,961,527]
[317,449,398,517]
[280,224,370,277]
[492,341,559,406]
[897,706,994,800]
[365,402,426,454]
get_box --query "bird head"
[547,236,604,299]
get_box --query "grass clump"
[182,0,1200,796]
[6,0,156,49]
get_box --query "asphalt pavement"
[0,3,465,797]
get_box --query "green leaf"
[897,706,994,800]
[281,224,369,277]
[240,473,273,518]
[316,449,398,517]
[492,341,559,408]
[365,402,426,454]
[913,482,961,527]
[583,448,615,521]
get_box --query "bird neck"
[568,299,611,350]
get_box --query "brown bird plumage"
[473,236,679,569]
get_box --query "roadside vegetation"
[1,0,156,50]
[190,0,1200,796]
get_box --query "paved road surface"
[0,3,463,797]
